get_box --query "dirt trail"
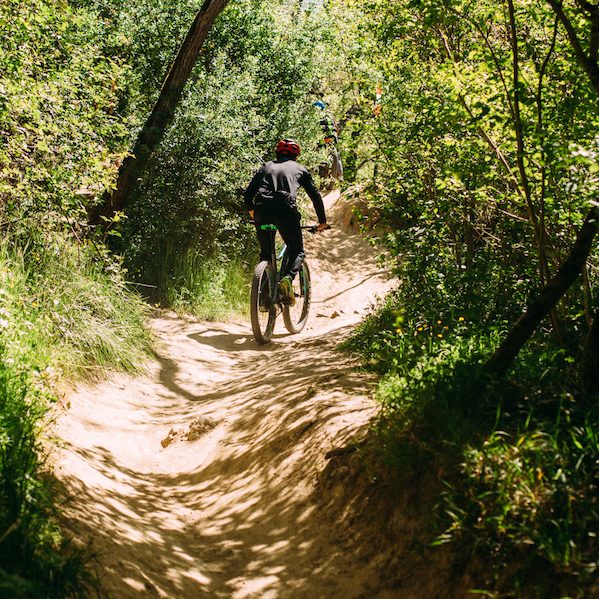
[53,191,396,598]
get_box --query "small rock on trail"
[161,416,218,447]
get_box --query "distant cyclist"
[244,139,328,304]
[313,100,343,181]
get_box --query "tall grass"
[169,256,250,321]
[135,240,251,321]
[345,294,598,597]
[0,234,152,595]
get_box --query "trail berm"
[53,191,399,598]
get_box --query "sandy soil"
[52,191,399,598]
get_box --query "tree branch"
[546,0,599,96]
[485,207,598,376]
[507,0,554,291]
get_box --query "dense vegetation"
[0,0,597,596]
[0,0,336,593]
[338,0,598,596]
[84,0,335,315]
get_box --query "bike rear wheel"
[283,260,311,334]
[251,261,276,344]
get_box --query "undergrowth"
[0,346,89,598]
[0,235,151,596]
[345,292,598,598]
[116,217,255,321]
[154,250,250,321]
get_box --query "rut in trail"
[53,191,395,598]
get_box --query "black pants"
[255,204,305,280]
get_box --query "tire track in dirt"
[52,191,395,598]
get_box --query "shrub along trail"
[52,191,397,598]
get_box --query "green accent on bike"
[260,224,278,231]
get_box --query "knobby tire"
[251,261,276,344]
[283,261,311,334]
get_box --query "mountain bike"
[318,143,343,183]
[250,224,323,344]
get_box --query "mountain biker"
[244,139,328,305]
[313,100,343,181]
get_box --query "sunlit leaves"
[113,0,331,294]
[0,0,130,230]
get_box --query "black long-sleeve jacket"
[243,157,326,224]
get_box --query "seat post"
[260,224,278,272]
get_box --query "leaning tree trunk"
[485,207,598,376]
[582,307,599,392]
[89,0,230,226]
[545,0,599,98]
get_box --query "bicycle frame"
[261,223,317,288]
[260,223,281,278]
[250,223,321,343]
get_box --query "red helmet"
[275,139,301,157]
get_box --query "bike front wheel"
[251,261,277,344]
[283,261,311,334]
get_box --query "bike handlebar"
[249,222,332,234]
[302,224,332,234]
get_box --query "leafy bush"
[346,290,598,596]
[0,0,130,231]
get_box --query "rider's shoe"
[278,275,295,306]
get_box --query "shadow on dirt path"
[52,191,398,598]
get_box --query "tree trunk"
[582,307,599,392]
[485,207,598,376]
[546,0,599,98]
[89,0,230,226]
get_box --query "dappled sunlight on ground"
[52,191,400,598]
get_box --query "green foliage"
[346,294,502,447]
[444,409,598,582]
[337,0,598,323]
[0,354,81,597]
[147,246,251,321]
[0,347,94,598]
[0,240,138,597]
[347,290,597,595]
[0,232,151,593]
[338,5,599,591]
[1,236,152,377]
[109,0,329,305]
[0,0,130,231]
[0,0,159,590]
